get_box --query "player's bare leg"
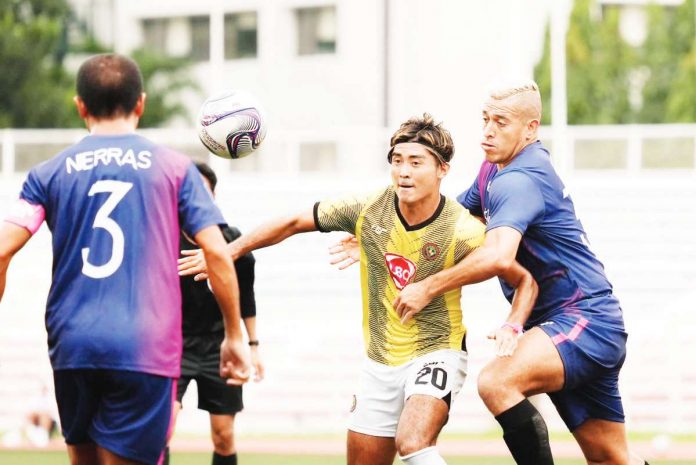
[347,430,396,465]
[477,327,564,465]
[67,444,98,465]
[395,394,449,464]
[573,419,647,465]
[210,414,237,463]
[95,446,142,465]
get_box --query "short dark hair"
[195,162,218,192]
[388,113,454,164]
[76,54,144,118]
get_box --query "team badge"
[421,242,440,261]
[350,395,357,412]
[384,253,416,290]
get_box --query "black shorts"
[176,334,243,415]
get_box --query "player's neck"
[397,191,442,227]
[85,115,139,135]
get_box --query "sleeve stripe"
[313,201,328,233]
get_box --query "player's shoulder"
[449,200,485,236]
[322,185,391,213]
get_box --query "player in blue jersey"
[0,54,250,465]
[392,81,648,465]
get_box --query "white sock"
[400,446,447,464]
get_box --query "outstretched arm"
[229,209,317,260]
[178,209,317,279]
[0,222,33,301]
[194,225,250,385]
[394,226,524,322]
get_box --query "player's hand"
[250,346,265,382]
[220,337,252,385]
[178,249,209,281]
[394,280,433,324]
[328,235,359,270]
[487,326,519,357]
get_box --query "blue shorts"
[538,298,628,431]
[53,369,175,465]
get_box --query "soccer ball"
[196,89,267,159]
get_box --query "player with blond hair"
[179,113,538,465]
[393,80,649,465]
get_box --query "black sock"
[162,446,170,465]
[212,452,237,465]
[645,462,650,465]
[495,399,554,465]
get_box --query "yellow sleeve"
[313,193,370,234]
[453,212,486,262]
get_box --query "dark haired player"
[392,81,649,465]
[179,114,538,465]
[0,53,250,465]
[164,163,263,465]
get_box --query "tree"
[0,0,200,128]
[0,0,79,127]
[533,0,696,124]
[131,49,200,128]
[663,0,696,122]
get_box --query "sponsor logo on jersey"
[421,242,440,261]
[371,224,387,235]
[384,252,416,290]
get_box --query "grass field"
[0,451,693,465]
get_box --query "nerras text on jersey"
[65,148,152,174]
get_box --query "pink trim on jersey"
[157,382,178,465]
[4,199,45,234]
[552,317,589,345]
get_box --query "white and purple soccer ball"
[196,89,267,159]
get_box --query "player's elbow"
[489,251,515,277]
[203,243,232,267]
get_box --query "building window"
[296,6,336,55]
[299,142,337,171]
[225,12,258,59]
[189,16,210,61]
[142,18,168,55]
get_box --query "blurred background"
[0,0,695,459]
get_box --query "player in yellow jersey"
[178,114,538,465]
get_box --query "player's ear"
[438,161,450,179]
[526,118,540,141]
[73,96,88,119]
[134,92,147,118]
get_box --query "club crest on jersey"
[421,242,440,261]
[384,252,416,290]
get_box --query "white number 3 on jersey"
[81,180,133,279]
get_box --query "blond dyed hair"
[488,79,542,120]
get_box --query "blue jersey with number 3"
[457,142,621,326]
[18,134,224,377]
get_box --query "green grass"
[0,451,693,465]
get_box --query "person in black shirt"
[166,162,264,465]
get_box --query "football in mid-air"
[196,89,267,159]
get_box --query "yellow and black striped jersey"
[313,186,485,366]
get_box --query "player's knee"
[211,427,234,454]
[395,430,430,457]
[477,365,512,405]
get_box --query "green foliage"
[131,48,201,128]
[0,0,79,127]
[0,0,199,128]
[661,0,696,122]
[638,0,695,122]
[569,2,635,124]
[534,0,696,124]
[534,24,552,125]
